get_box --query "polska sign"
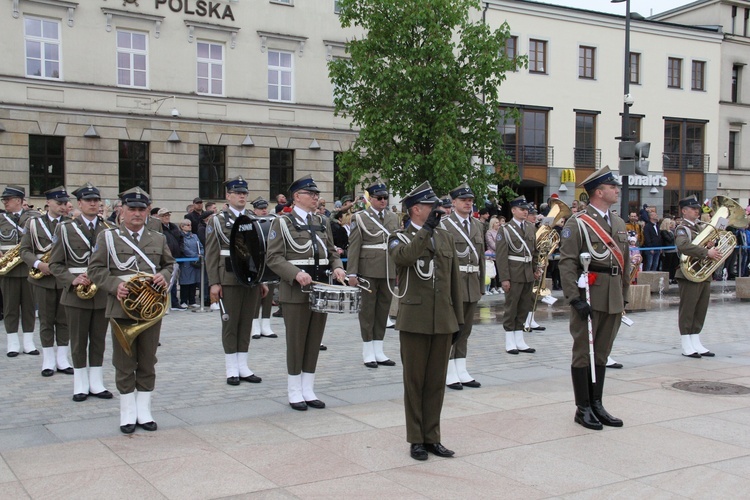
[155,0,235,21]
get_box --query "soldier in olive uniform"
[266,175,346,411]
[250,196,278,340]
[388,181,463,461]
[674,195,720,358]
[0,186,40,357]
[441,184,484,389]
[496,196,541,355]
[49,183,114,401]
[206,176,266,386]
[347,181,399,368]
[88,187,175,434]
[559,166,629,431]
[20,186,74,377]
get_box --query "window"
[197,41,224,95]
[333,152,352,201]
[728,131,738,170]
[574,113,597,167]
[529,39,546,74]
[270,0,293,5]
[268,50,293,102]
[732,5,737,34]
[745,8,749,37]
[29,135,64,197]
[270,149,294,201]
[505,36,517,60]
[334,0,342,14]
[119,141,149,194]
[691,61,705,91]
[667,57,682,89]
[663,120,705,171]
[24,17,61,79]
[629,52,640,84]
[117,30,148,88]
[499,108,549,166]
[732,65,741,103]
[578,46,595,79]
[199,145,225,199]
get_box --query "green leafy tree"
[329,0,524,200]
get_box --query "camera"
[171,108,181,118]
[624,94,634,107]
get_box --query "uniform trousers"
[450,301,477,359]
[254,284,275,318]
[677,279,711,335]
[111,320,160,393]
[358,277,393,342]
[67,306,107,368]
[32,286,68,347]
[282,302,327,374]
[0,276,35,333]
[569,309,620,367]
[502,281,533,331]
[221,285,261,353]
[400,330,452,444]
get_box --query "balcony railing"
[662,153,710,173]
[573,148,601,169]
[501,145,554,167]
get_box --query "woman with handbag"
[179,219,204,308]
[485,217,501,294]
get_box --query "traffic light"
[635,141,650,176]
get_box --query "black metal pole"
[619,0,631,218]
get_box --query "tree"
[329,0,524,200]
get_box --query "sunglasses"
[374,196,389,201]
[299,191,320,197]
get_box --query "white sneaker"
[190,304,200,309]
[210,303,220,311]
[179,303,188,310]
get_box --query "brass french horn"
[111,273,168,357]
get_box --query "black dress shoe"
[289,401,307,411]
[305,399,325,409]
[462,380,481,388]
[447,382,463,390]
[699,351,715,357]
[410,443,428,461]
[57,367,74,375]
[251,334,261,339]
[682,352,701,359]
[72,393,88,402]
[226,376,240,386]
[591,401,623,427]
[24,349,40,355]
[606,362,624,369]
[574,406,603,430]
[89,390,113,399]
[137,421,158,431]
[7,351,18,358]
[518,347,536,353]
[364,361,378,369]
[377,359,396,366]
[240,374,262,383]
[41,369,54,377]
[319,344,327,351]
[120,423,136,434]
[532,326,546,331]
[261,333,278,338]
[425,443,455,457]
[272,310,283,318]
[506,349,519,355]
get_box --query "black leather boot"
[590,365,623,427]
[571,366,602,430]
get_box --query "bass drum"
[229,214,280,286]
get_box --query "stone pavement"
[0,282,749,498]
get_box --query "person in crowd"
[330,210,350,261]
[179,219,203,308]
[274,194,287,214]
[642,211,662,272]
[485,216,501,294]
[625,212,645,247]
[659,218,678,283]
[107,200,122,223]
[157,208,184,310]
[185,197,205,234]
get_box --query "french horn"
[111,273,168,357]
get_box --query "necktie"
[604,214,610,226]
[51,218,58,230]
[306,214,319,259]
[89,222,95,233]
[378,211,384,223]
[11,213,20,226]
[132,232,139,243]
[521,221,525,232]
[463,219,470,235]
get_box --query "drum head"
[229,215,262,286]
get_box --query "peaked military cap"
[225,176,249,194]
[580,165,621,192]
[72,182,101,200]
[509,196,531,209]
[119,187,151,208]
[1,185,25,199]
[450,183,474,200]
[290,174,320,194]
[44,186,70,202]
[679,195,701,209]
[251,196,269,209]
[365,181,388,197]
[403,181,439,209]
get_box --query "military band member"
[250,196,277,340]
[674,195,719,358]
[49,183,113,401]
[20,186,74,376]
[559,166,629,430]
[347,181,399,368]
[389,181,462,461]
[88,187,175,434]
[206,177,266,386]
[0,185,40,357]
[496,196,540,355]
[266,175,346,411]
[441,184,484,389]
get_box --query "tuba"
[532,199,572,296]
[29,250,52,279]
[111,273,168,356]
[680,196,748,283]
[0,244,22,275]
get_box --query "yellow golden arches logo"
[560,169,576,184]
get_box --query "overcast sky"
[536,0,695,17]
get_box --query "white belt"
[68,267,87,275]
[361,244,387,250]
[118,274,138,282]
[220,249,230,256]
[508,256,532,263]
[36,253,45,259]
[289,258,329,266]
[0,245,15,251]
[459,264,481,273]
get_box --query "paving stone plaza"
[0,283,749,498]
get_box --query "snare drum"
[309,284,361,314]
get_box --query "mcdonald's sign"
[560,169,576,184]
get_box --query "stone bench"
[637,271,670,294]
[737,277,750,301]
[626,284,651,311]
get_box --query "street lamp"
[612,0,631,217]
